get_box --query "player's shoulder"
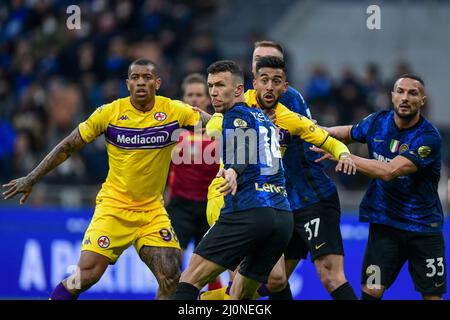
[358,109,390,125]
[224,103,259,127]
[420,116,441,134]
[226,103,253,117]
[372,109,390,119]
[351,110,388,139]
[276,102,295,116]
[210,112,224,120]
[106,97,127,109]
[243,89,255,102]
[280,86,307,111]
[92,97,125,116]
[285,85,304,99]
[206,113,224,135]
[279,100,312,122]
[157,96,189,110]
[417,116,442,142]
[280,85,303,100]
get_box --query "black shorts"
[166,196,210,249]
[284,192,344,261]
[194,207,294,284]
[362,223,447,296]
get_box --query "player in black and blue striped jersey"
[220,104,290,214]
[316,74,446,300]
[173,60,294,300]
[250,41,358,300]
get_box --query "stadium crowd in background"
[0,0,220,185]
[0,0,448,205]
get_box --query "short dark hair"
[128,58,159,77]
[254,40,284,57]
[181,73,208,95]
[255,56,287,75]
[396,73,425,87]
[207,60,244,82]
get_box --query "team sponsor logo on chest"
[105,121,179,149]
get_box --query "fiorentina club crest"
[154,112,167,121]
[98,236,110,248]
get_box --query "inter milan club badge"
[98,236,110,248]
[399,143,409,153]
[154,112,167,121]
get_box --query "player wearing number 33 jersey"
[326,75,446,299]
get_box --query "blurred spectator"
[0,1,444,204]
[362,63,389,112]
[0,0,220,195]
[334,67,367,124]
[306,64,333,105]
[0,120,16,181]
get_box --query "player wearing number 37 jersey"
[173,60,293,300]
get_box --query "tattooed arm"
[191,106,212,126]
[2,128,86,204]
[199,110,212,126]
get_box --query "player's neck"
[394,113,420,130]
[234,96,245,105]
[225,97,245,112]
[130,96,155,112]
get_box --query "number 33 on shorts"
[425,257,445,278]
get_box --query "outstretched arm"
[311,146,417,181]
[2,128,86,204]
[349,154,417,181]
[321,125,354,144]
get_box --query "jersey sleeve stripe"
[318,133,330,148]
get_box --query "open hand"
[310,146,334,163]
[2,177,34,204]
[310,147,357,175]
[335,153,357,175]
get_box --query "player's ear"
[283,81,289,93]
[235,83,244,97]
[155,78,162,91]
[126,79,130,92]
[252,78,257,88]
[422,95,427,107]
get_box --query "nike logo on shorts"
[315,242,326,250]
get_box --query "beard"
[257,95,278,110]
[394,105,419,120]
